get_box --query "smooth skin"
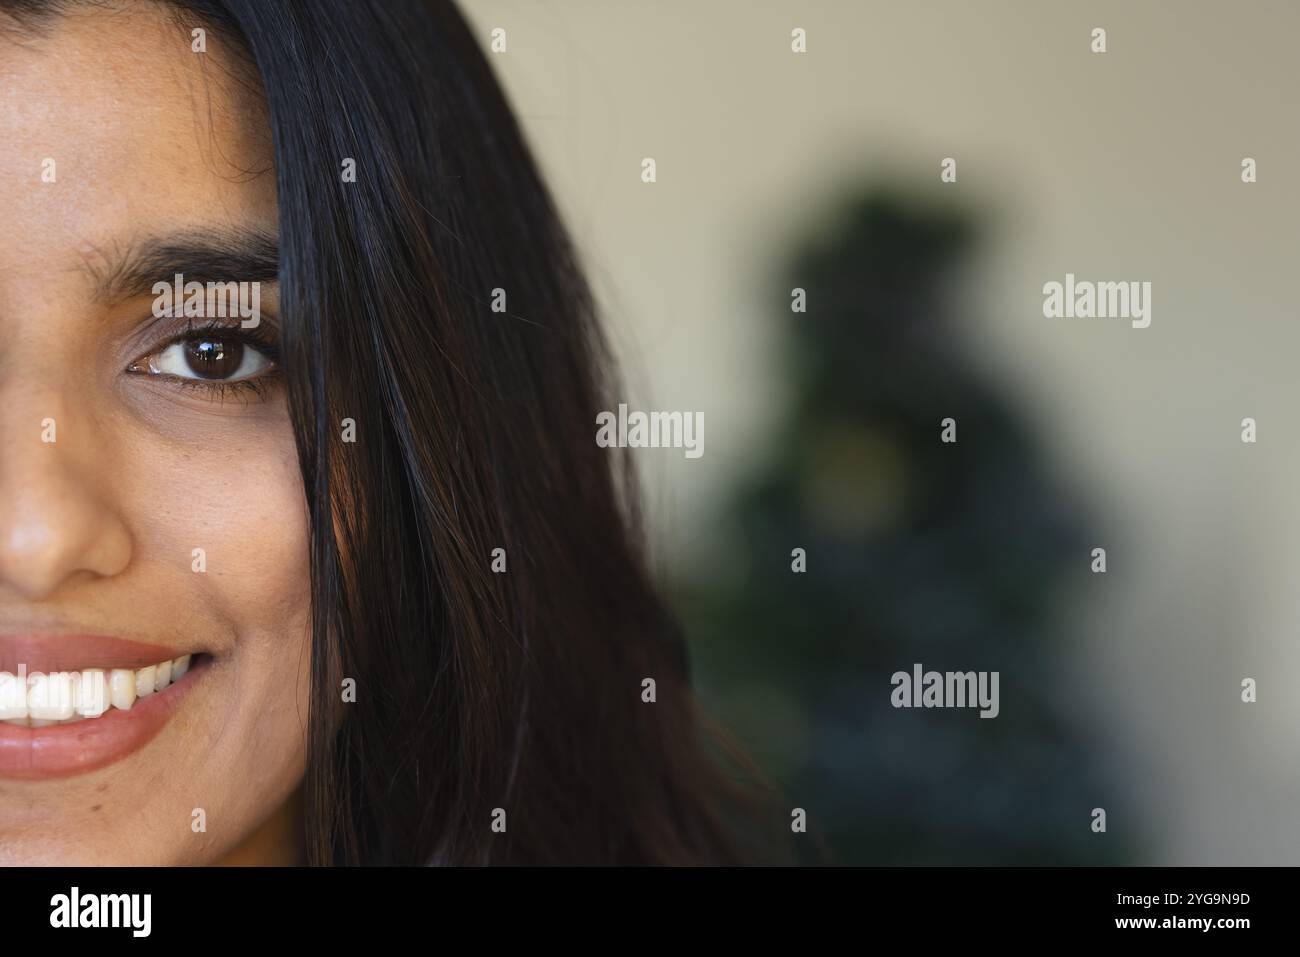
[0,5,309,864]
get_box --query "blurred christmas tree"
[676,188,1131,864]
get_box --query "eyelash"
[130,319,282,402]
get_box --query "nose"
[0,393,132,600]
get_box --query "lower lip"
[0,658,204,780]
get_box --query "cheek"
[122,409,311,638]
[120,405,313,799]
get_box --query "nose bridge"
[0,374,132,599]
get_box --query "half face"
[0,4,310,864]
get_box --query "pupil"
[184,338,243,379]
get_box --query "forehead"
[0,3,275,289]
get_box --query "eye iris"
[184,338,243,379]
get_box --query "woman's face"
[0,6,310,863]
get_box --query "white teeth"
[0,654,196,727]
[75,669,109,717]
[109,669,136,712]
[0,671,27,720]
[28,672,75,720]
[135,665,156,697]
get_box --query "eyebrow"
[87,227,280,304]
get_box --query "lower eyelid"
[156,371,282,404]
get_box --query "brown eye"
[184,337,244,379]
[130,333,273,383]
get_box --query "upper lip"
[0,634,190,674]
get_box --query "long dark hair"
[2,0,754,863]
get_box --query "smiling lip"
[0,634,183,674]
[0,635,203,780]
